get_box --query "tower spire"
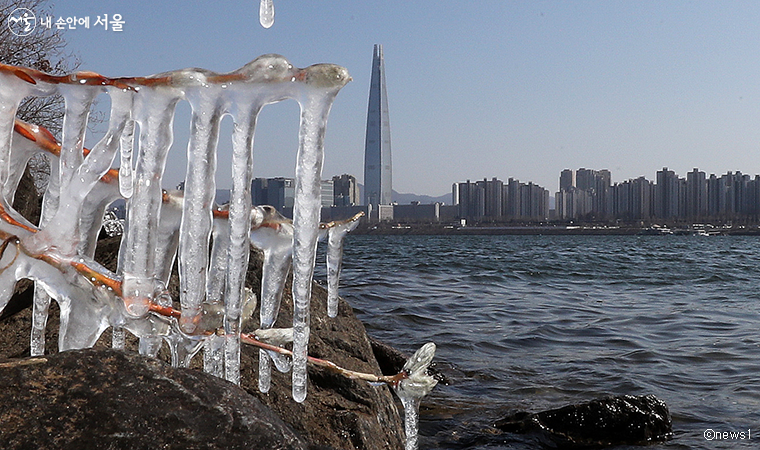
[363,44,392,208]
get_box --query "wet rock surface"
[494,394,672,447]
[0,349,308,450]
[0,220,404,450]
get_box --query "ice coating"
[324,213,363,317]
[0,58,350,403]
[394,342,438,450]
[250,205,294,391]
[291,63,351,402]
[121,87,181,318]
[259,0,275,28]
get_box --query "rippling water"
[319,235,760,449]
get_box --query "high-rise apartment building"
[333,174,360,207]
[559,169,575,191]
[251,177,295,212]
[556,168,611,220]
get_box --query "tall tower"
[363,44,392,207]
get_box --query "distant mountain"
[356,183,451,205]
[392,190,452,205]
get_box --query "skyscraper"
[363,44,392,207]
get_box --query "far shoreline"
[351,223,760,236]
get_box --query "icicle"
[222,105,257,385]
[30,159,58,356]
[3,121,43,203]
[154,190,184,285]
[250,207,294,391]
[119,119,135,198]
[0,72,41,237]
[259,0,274,28]
[177,73,223,334]
[0,72,33,192]
[400,397,421,450]
[258,349,273,392]
[393,343,438,450]
[203,333,225,377]
[56,84,98,194]
[325,213,362,317]
[30,289,50,356]
[139,336,162,357]
[121,87,181,318]
[207,211,231,307]
[290,64,351,402]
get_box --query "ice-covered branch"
[0,60,439,449]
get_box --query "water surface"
[322,235,760,449]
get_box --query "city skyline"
[454,165,760,224]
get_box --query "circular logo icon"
[7,8,36,37]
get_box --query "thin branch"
[240,332,406,386]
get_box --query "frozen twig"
[241,332,406,385]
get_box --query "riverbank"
[352,223,760,236]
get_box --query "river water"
[322,235,760,449]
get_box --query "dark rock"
[238,261,404,450]
[0,349,308,450]
[494,394,672,447]
[11,166,42,226]
[0,235,405,450]
[0,172,406,449]
[369,336,407,376]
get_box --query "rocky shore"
[0,235,406,450]
[0,249,674,450]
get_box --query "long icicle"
[121,87,180,318]
[325,213,362,317]
[178,78,223,335]
[291,65,351,402]
[222,104,259,384]
[251,213,294,392]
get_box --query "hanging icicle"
[259,0,275,28]
[0,58,351,402]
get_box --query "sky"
[14,0,760,197]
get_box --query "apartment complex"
[557,167,760,222]
[453,178,551,222]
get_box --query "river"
[320,235,760,449]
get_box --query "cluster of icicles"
[0,57,437,450]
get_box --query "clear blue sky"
[30,1,760,196]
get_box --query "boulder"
[0,349,308,450]
[494,394,672,447]
[0,235,405,450]
[0,170,405,449]
[237,269,404,450]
